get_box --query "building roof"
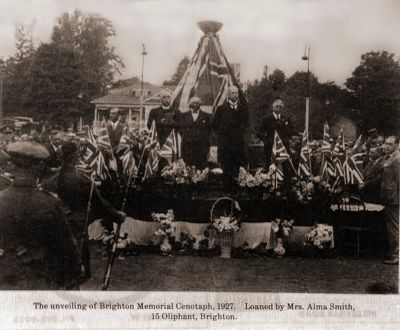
[91,82,175,107]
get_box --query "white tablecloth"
[88,218,334,249]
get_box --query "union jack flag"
[269,131,291,187]
[171,30,245,113]
[321,122,332,157]
[320,123,335,180]
[332,128,345,177]
[143,121,160,180]
[298,129,312,177]
[97,122,112,152]
[117,126,130,153]
[343,134,364,184]
[94,151,110,181]
[159,129,181,165]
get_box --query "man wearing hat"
[0,125,15,146]
[54,141,126,280]
[0,141,82,289]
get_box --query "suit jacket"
[380,150,400,205]
[147,106,179,146]
[106,121,125,151]
[177,110,212,168]
[258,114,293,153]
[45,143,61,168]
[212,101,249,148]
[362,156,385,203]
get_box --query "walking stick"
[80,174,96,256]
[101,137,149,290]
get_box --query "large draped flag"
[143,121,161,180]
[332,127,345,177]
[320,122,335,179]
[171,22,245,113]
[298,129,312,177]
[159,129,182,165]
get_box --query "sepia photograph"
[0,0,399,328]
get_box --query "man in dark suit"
[360,142,385,203]
[147,90,179,146]
[177,97,212,169]
[107,108,126,153]
[212,85,249,179]
[380,135,400,265]
[258,98,293,167]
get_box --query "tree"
[2,24,37,116]
[163,56,190,86]
[51,10,124,121]
[345,51,400,134]
[27,43,82,123]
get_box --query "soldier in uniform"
[0,141,82,290]
[54,142,126,280]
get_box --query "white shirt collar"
[191,110,199,121]
[228,100,238,109]
[162,105,171,111]
[273,112,281,120]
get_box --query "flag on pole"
[269,131,291,187]
[159,129,181,164]
[97,126,112,151]
[320,123,335,179]
[332,128,345,177]
[344,156,364,184]
[321,123,332,157]
[94,151,110,181]
[143,121,161,180]
[298,129,312,177]
[120,150,137,178]
[117,126,130,153]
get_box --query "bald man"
[212,86,249,178]
[147,90,179,146]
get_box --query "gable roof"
[91,82,174,106]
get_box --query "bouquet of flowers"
[189,166,210,184]
[271,218,295,238]
[237,167,269,188]
[212,215,241,233]
[161,159,190,184]
[152,209,176,253]
[305,224,333,249]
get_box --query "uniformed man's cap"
[6,142,49,167]
[0,125,15,134]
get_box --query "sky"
[0,0,399,86]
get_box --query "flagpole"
[140,44,148,130]
[302,45,310,137]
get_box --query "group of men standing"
[147,86,249,178]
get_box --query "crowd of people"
[0,85,399,290]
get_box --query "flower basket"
[219,231,234,258]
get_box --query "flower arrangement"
[305,224,333,249]
[212,215,241,233]
[271,218,295,238]
[161,159,190,184]
[152,209,176,254]
[189,166,210,184]
[237,167,270,188]
[273,238,286,257]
